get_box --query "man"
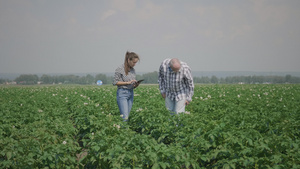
[158,58,194,114]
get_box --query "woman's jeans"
[165,96,186,115]
[117,88,134,121]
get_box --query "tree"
[193,76,210,83]
[15,74,39,85]
[41,74,52,84]
[142,71,158,84]
[0,78,8,84]
[285,74,292,83]
[211,75,218,83]
[85,74,95,84]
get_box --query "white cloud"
[101,9,117,21]
[68,17,77,24]
[135,1,163,20]
[253,0,289,26]
[162,33,180,44]
[1,1,300,73]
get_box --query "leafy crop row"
[0,84,299,168]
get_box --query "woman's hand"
[128,80,137,85]
[133,80,140,88]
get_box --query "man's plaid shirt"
[158,59,194,102]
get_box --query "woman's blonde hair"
[124,51,140,75]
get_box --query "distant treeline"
[1,72,300,85]
[194,74,300,84]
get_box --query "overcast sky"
[1,0,300,74]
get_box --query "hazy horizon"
[1,70,300,81]
[1,0,300,74]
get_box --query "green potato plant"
[0,84,299,168]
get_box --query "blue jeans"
[165,96,186,115]
[117,88,134,121]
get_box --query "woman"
[113,51,140,121]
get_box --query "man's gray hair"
[170,58,181,69]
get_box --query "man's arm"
[184,66,194,103]
[158,64,166,97]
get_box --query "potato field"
[0,84,299,168]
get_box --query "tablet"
[137,80,144,83]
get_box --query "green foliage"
[0,84,299,168]
[15,74,39,84]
